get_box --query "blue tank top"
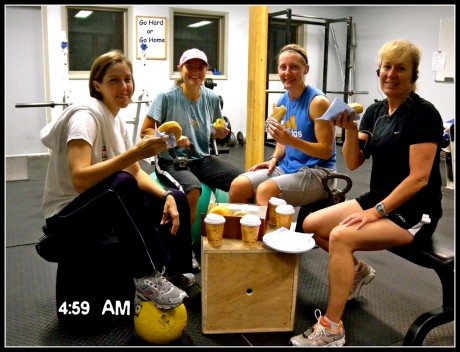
[277,85,336,173]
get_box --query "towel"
[40,98,125,158]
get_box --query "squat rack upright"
[266,9,357,146]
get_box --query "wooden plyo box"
[201,237,299,333]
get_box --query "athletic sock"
[321,315,340,331]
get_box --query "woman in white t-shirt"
[40,50,195,311]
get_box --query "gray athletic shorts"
[241,166,336,206]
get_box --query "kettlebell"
[169,143,196,170]
[322,173,352,204]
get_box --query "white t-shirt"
[41,99,132,219]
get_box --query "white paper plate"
[262,227,316,254]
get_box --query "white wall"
[5,6,47,156]
[5,5,455,157]
[350,5,455,121]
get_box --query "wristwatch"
[269,156,280,165]
[162,190,174,200]
[375,202,389,218]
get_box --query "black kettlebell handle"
[168,142,196,160]
[322,173,353,204]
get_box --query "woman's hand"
[176,135,190,148]
[339,208,382,230]
[268,120,291,145]
[248,160,270,172]
[161,195,180,235]
[335,110,358,130]
[213,126,230,139]
[135,135,169,159]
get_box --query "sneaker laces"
[307,309,329,340]
[145,267,174,295]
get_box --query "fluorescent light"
[75,10,93,19]
[188,21,212,28]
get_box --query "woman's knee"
[109,171,138,190]
[229,175,245,191]
[229,175,252,201]
[302,213,323,234]
[328,226,355,253]
[170,188,185,198]
[255,179,279,204]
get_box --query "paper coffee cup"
[267,197,287,226]
[275,204,295,230]
[240,214,261,248]
[204,213,226,247]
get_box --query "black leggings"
[45,171,193,278]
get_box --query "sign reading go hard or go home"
[136,16,167,60]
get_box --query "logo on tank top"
[285,114,302,138]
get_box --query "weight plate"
[227,132,237,147]
[237,131,246,146]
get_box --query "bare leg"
[187,188,200,226]
[228,175,255,203]
[320,211,414,324]
[255,179,280,206]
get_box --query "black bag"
[36,225,63,262]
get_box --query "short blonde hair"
[378,39,421,84]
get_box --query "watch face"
[376,203,386,216]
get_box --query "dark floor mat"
[5,149,454,347]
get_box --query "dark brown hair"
[89,50,135,100]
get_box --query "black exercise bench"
[295,174,454,346]
[388,231,454,345]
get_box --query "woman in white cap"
[141,48,242,234]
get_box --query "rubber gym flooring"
[5,143,455,347]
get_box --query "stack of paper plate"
[263,227,316,253]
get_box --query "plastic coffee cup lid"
[269,197,287,206]
[240,214,261,226]
[204,213,226,224]
[275,204,295,215]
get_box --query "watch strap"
[269,156,280,164]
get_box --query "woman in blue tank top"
[229,44,336,207]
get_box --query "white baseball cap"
[178,48,208,67]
